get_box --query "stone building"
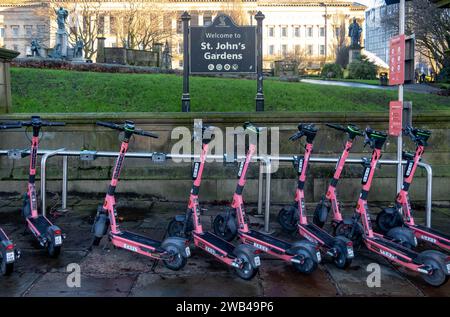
[0,0,366,69]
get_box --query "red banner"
[389,35,406,86]
[389,101,403,136]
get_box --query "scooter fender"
[174,214,187,222]
[288,240,321,263]
[233,244,260,269]
[161,237,190,258]
[383,207,397,214]
[93,213,109,238]
[218,211,237,236]
[46,225,63,246]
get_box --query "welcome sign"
[190,14,257,74]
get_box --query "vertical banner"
[389,34,406,86]
[389,101,403,136]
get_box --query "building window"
[307,27,313,37]
[203,15,212,26]
[307,44,313,56]
[281,44,287,57]
[335,27,340,38]
[176,20,183,34]
[268,27,274,37]
[98,16,105,35]
[0,28,4,38]
[37,25,45,37]
[319,45,325,56]
[319,27,325,37]
[281,26,287,37]
[294,27,300,37]
[178,42,183,54]
[11,25,19,37]
[269,45,274,55]
[24,25,33,37]
[110,16,117,35]
[179,60,183,67]
[294,44,301,55]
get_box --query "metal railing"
[0,149,434,233]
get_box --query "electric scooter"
[376,126,450,252]
[92,121,190,270]
[0,122,22,274]
[167,123,261,280]
[336,127,450,287]
[11,116,66,257]
[277,123,354,269]
[212,122,321,274]
[313,123,364,229]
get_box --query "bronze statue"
[55,7,68,31]
[30,39,41,57]
[348,18,362,48]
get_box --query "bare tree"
[220,0,249,25]
[330,14,349,67]
[381,1,450,73]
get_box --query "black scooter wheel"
[376,209,402,234]
[167,219,186,238]
[162,244,187,271]
[277,207,297,233]
[333,239,352,269]
[313,203,329,228]
[47,240,61,258]
[335,221,363,249]
[419,251,449,287]
[234,253,258,280]
[292,248,318,275]
[22,195,31,219]
[1,258,13,276]
[213,214,236,242]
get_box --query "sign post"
[181,11,191,112]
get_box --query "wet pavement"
[0,195,449,297]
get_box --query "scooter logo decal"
[404,162,413,177]
[420,235,436,243]
[205,246,216,255]
[123,244,138,252]
[446,263,450,274]
[237,162,244,178]
[297,158,304,174]
[113,154,125,179]
[362,167,371,184]
[192,162,200,179]
[379,249,397,260]
[253,242,269,252]
[31,147,37,169]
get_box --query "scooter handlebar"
[96,121,158,138]
[134,129,159,138]
[0,122,22,129]
[326,123,346,132]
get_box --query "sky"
[357,0,384,9]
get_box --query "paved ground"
[0,194,449,297]
[300,79,442,94]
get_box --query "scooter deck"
[117,231,163,251]
[196,232,235,255]
[369,236,419,260]
[413,224,450,242]
[28,215,52,234]
[243,230,291,250]
[302,224,335,246]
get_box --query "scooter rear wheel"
[419,250,449,287]
[213,214,236,242]
[277,207,297,233]
[292,248,318,274]
[162,244,187,271]
[1,257,13,276]
[333,237,352,269]
[335,221,363,249]
[234,253,258,280]
[47,240,61,258]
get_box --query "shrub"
[320,63,344,79]
[347,55,378,80]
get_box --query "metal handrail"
[0,149,434,232]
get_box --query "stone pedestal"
[349,47,362,64]
[96,37,106,63]
[0,48,19,113]
[56,30,69,58]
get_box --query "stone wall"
[0,111,449,205]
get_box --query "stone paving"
[0,195,449,297]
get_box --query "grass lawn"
[11,67,450,113]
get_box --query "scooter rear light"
[54,229,62,235]
[6,244,14,250]
[254,250,263,255]
[347,241,353,247]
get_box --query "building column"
[0,48,19,113]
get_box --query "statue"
[74,39,84,58]
[348,18,362,48]
[161,40,172,70]
[49,44,62,59]
[30,39,41,57]
[55,7,68,31]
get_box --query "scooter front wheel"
[292,248,318,274]
[162,244,187,271]
[277,207,297,233]
[376,209,403,234]
[213,214,237,242]
[167,219,186,238]
[313,203,329,228]
[335,221,363,249]
[332,237,352,269]
[234,253,258,280]
[419,250,449,287]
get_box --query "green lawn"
[10,67,450,113]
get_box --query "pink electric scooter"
[336,127,450,287]
[278,123,354,269]
[313,123,364,229]
[92,121,190,271]
[376,126,450,252]
[213,122,321,274]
